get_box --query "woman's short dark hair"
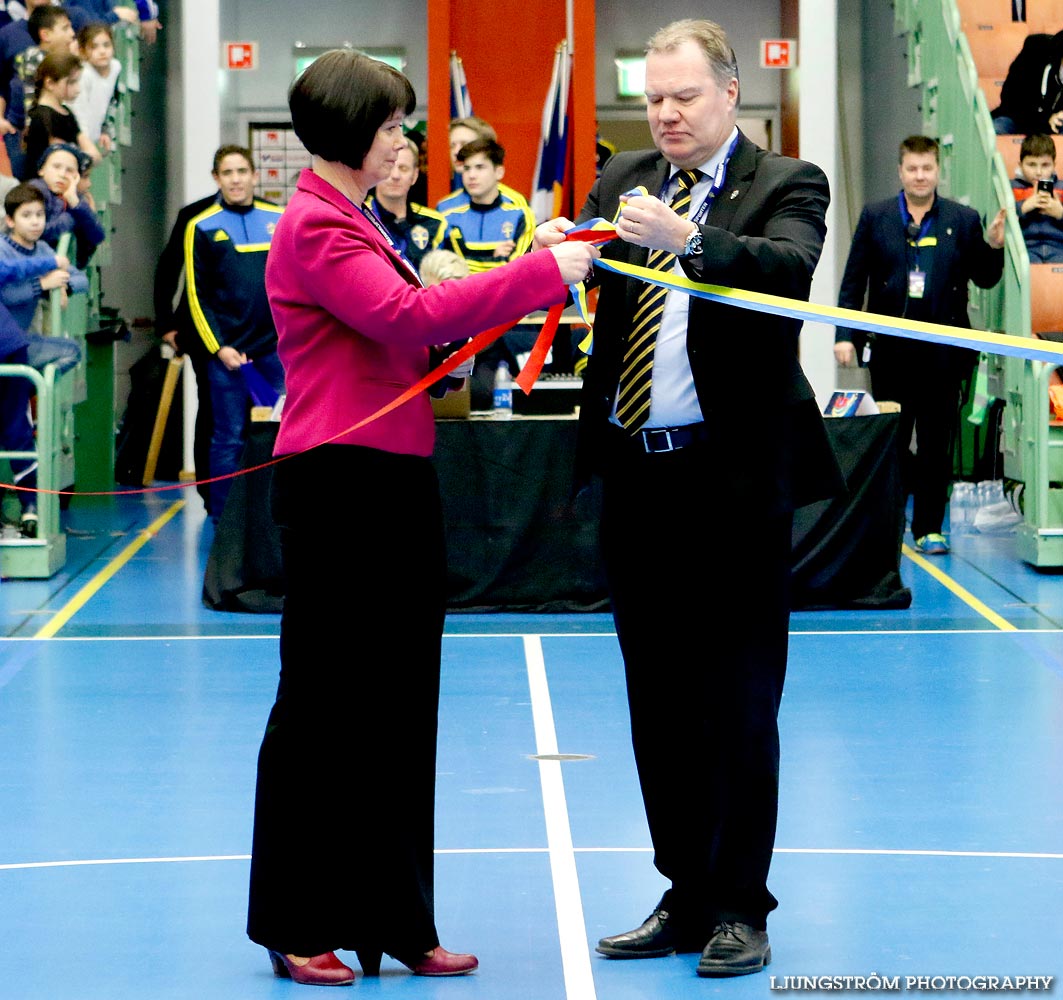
[288,50,415,170]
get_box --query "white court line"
[524,634,597,1000]
[4,846,1062,873]
[1,627,1061,642]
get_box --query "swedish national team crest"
[410,225,431,251]
[502,222,515,239]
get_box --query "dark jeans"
[206,351,284,521]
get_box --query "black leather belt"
[625,422,710,454]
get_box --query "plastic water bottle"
[492,361,513,419]
[950,481,974,534]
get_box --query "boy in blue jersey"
[440,137,534,273]
[184,145,284,521]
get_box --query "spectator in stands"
[13,5,77,110]
[22,50,100,180]
[417,247,475,398]
[73,0,159,44]
[441,137,534,272]
[0,1,75,178]
[1011,133,1063,262]
[366,135,446,273]
[29,140,104,267]
[0,181,83,536]
[835,135,1006,555]
[154,190,217,515]
[184,144,284,522]
[438,114,528,212]
[992,29,1063,135]
[70,22,120,151]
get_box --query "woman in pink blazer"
[245,50,598,987]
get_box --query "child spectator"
[0,181,82,536]
[22,50,100,180]
[69,22,120,151]
[1011,133,1063,263]
[13,4,76,110]
[29,140,104,267]
[440,137,534,273]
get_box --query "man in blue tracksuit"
[440,137,534,273]
[185,144,284,522]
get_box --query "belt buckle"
[643,428,675,453]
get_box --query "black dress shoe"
[596,906,705,958]
[696,922,771,977]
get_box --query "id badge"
[908,268,925,299]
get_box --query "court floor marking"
[524,633,597,1000]
[34,500,186,639]
[3,628,1061,643]
[902,544,1018,631]
[4,846,1062,873]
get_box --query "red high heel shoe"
[356,945,478,977]
[268,949,356,986]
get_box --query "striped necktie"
[615,168,702,432]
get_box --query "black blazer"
[575,132,843,514]
[836,193,1003,376]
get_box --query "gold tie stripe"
[615,168,702,432]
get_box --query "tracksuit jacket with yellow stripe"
[184,196,283,358]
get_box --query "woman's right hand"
[547,241,600,284]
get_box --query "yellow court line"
[35,500,185,639]
[901,543,1017,631]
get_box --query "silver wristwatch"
[680,226,703,259]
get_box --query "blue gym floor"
[1,489,1061,999]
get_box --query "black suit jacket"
[836,193,1004,378]
[575,132,843,514]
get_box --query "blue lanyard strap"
[897,190,933,243]
[360,202,422,284]
[661,132,742,224]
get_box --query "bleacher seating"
[0,22,142,576]
[1028,262,1063,333]
[964,20,1031,76]
[1026,0,1063,32]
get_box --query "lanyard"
[661,132,741,224]
[359,202,422,284]
[897,191,934,270]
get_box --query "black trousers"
[870,346,965,540]
[598,436,793,930]
[246,445,446,958]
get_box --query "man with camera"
[834,134,1005,555]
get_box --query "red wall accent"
[427,1,597,214]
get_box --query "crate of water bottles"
[949,480,1022,534]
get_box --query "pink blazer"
[268,169,569,458]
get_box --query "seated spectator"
[993,30,1063,135]
[22,50,100,180]
[0,181,83,536]
[440,137,534,273]
[70,22,120,151]
[1011,133,1063,262]
[418,247,475,398]
[29,140,105,267]
[365,136,446,273]
[438,115,528,212]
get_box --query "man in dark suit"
[535,17,842,978]
[834,135,1005,555]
